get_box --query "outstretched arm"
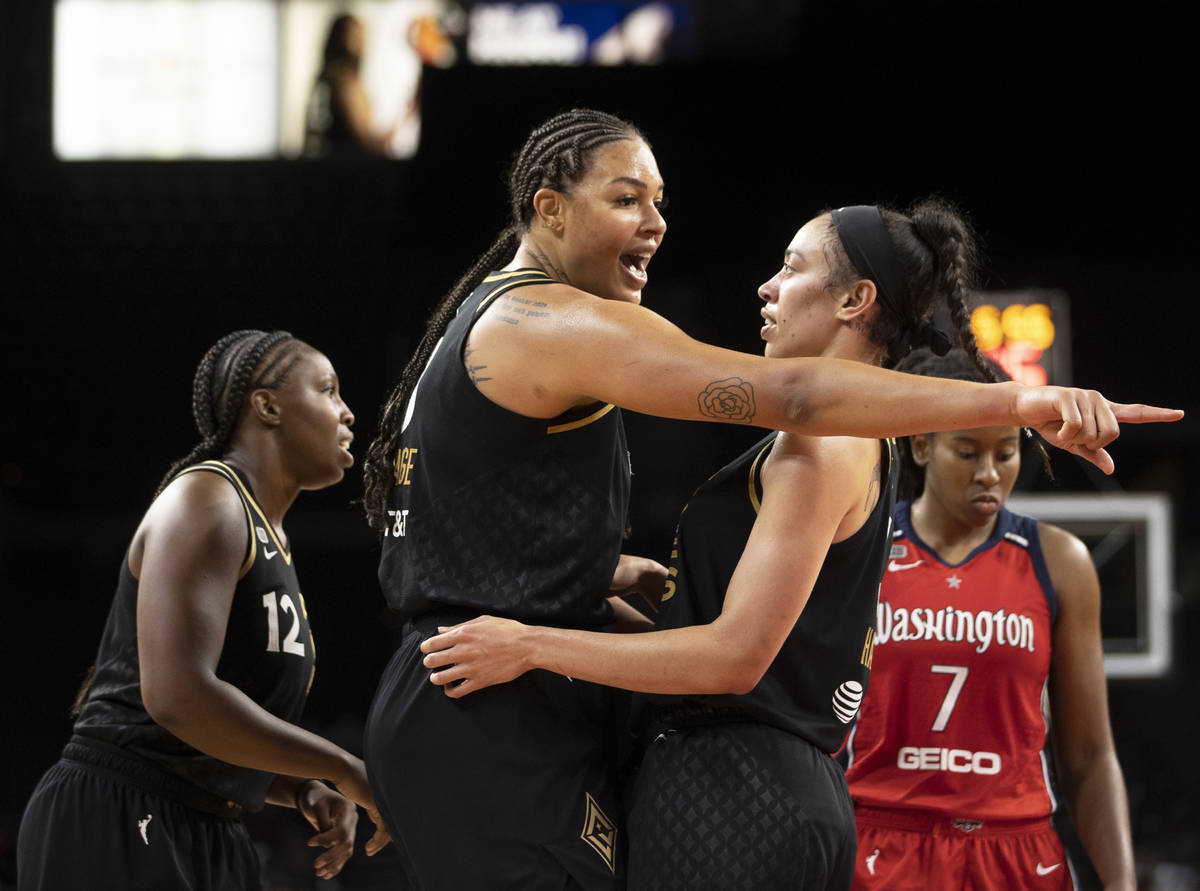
[420,434,873,697]
[467,285,1182,473]
[136,473,389,853]
[1042,524,1136,891]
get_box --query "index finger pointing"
[1109,403,1185,423]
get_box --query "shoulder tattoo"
[463,347,493,384]
[495,291,552,326]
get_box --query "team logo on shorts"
[580,792,617,874]
[832,680,864,723]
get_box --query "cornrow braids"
[362,108,644,532]
[155,330,300,496]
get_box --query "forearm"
[528,621,761,695]
[771,358,1023,438]
[605,595,656,633]
[1066,752,1136,887]
[149,677,355,786]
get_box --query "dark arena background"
[2,1,1197,888]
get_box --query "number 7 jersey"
[843,501,1059,820]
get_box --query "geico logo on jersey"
[875,601,1036,654]
[897,746,1002,775]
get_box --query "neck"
[222,442,298,530]
[908,495,999,564]
[818,328,884,365]
[510,237,573,286]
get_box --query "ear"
[909,433,933,467]
[249,389,282,427]
[532,187,566,234]
[835,278,879,322]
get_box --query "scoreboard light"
[968,290,1072,387]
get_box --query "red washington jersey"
[843,501,1059,820]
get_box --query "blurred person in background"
[304,14,406,158]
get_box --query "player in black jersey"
[360,108,1179,889]
[17,330,388,891]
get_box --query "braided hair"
[362,108,645,532]
[155,329,307,497]
[822,197,998,377]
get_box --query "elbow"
[141,672,203,733]
[698,621,771,695]
[711,653,769,696]
[778,364,818,433]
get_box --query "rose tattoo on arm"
[698,378,756,423]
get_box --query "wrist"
[1003,380,1032,425]
[523,623,546,674]
[294,777,322,812]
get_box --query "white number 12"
[262,591,306,656]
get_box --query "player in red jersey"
[843,348,1136,891]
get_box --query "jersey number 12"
[262,591,306,656]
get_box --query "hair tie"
[917,318,952,356]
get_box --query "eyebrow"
[608,176,664,192]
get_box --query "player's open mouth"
[620,253,650,283]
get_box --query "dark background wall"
[2,1,1197,887]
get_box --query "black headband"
[830,205,951,361]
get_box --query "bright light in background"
[53,0,278,159]
[279,0,443,159]
[467,2,678,65]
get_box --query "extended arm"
[467,284,1182,472]
[1043,523,1136,891]
[136,473,388,852]
[420,435,874,697]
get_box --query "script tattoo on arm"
[697,378,756,423]
[495,292,552,326]
[463,347,492,384]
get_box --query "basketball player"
[843,348,1136,891]
[17,331,389,891]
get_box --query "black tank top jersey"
[73,460,316,810]
[640,433,898,753]
[377,269,630,627]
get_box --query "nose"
[341,400,355,428]
[758,274,779,303]
[642,202,667,238]
[974,455,1000,486]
